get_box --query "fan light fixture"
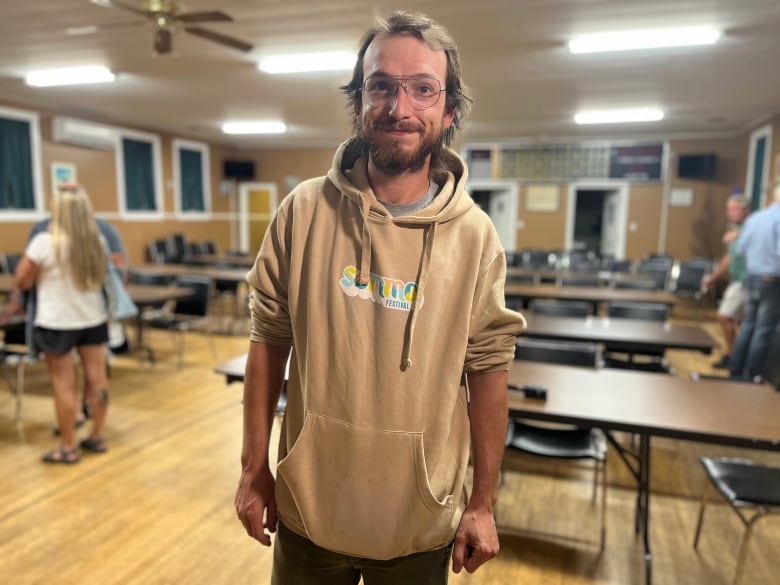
[568,27,721,54]
[222,121,287,135]
[25,65,116,87]
[258,51,356,74]
[574,108,665,125]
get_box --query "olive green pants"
[271,522,452,585]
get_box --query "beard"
[358,118,446,175]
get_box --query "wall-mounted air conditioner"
[51,116,116,150]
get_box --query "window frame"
[115,127,164,220]
[172,138,211,220]
[0,105,45,221]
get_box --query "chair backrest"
[147,240,168,264]
[199,241,217,255]
[506,273,539,285]
[637,261,670,289]
[602,258,632,273]
[522,249,554,269]
[529,299,593,318]
[559,274,601,287]
[173,276,213,317]
[568,258,601,273]
[613,277,660,290]
[607,301,669,322]
[515,337,602,368]
[129,270,176,286]
[673,261,708,294]
[166,233,187,263]
[0,253,22,274]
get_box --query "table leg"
[605,431,652,584]
[638,434,652,585]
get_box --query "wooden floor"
[1,305,779,584]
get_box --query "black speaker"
[223,159,256,180]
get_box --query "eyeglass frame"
[360,74,447,110]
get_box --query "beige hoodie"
[246,138,526,560]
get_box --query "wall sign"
[608,144,664,180]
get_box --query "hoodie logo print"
[339,265,422,312]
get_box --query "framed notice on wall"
[51,162,77,193]
[608,144,664,181]
[525,185,559,212]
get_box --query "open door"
[566,183,628,258]
[466,181,519,251]
[239,182,278,255]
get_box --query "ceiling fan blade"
[66,20,145,36]
[177,11,233,24]
[184,26,253,52]
[90,0,151,18]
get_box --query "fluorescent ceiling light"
[568,27,721,54]
[222,121,287,135]
[25,65,116,87]
[258,51,356,74]
[575,109,665,125]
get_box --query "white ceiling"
[1,0,779,149]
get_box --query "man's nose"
[388,83,414,116]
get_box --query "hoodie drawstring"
[357,196,372,287]
[401,222,436,370]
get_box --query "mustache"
[369,119,423,133]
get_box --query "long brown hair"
[50,186,106,290]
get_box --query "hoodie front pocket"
[276,412,457,560]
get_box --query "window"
[116,129,163,219]
[172,138,211,218]
[0,106,44,220]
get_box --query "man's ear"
[354,96,362,117]
[442,103,455,130]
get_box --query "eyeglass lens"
[363,75,443,109]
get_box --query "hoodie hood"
[327,137,475,227]
[325,137,475,368]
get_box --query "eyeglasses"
[361,74,446,109]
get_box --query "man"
[729,184,780,380]
[701,191,750,369]
[235,11,526,584]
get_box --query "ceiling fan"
[89,0,254,55]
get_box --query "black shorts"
[33,323,109,355]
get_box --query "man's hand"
[723,229,739,244]
[452,505,500,574]
[235,464,277,546]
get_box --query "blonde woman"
[15,186,110,464]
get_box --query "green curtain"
[180,148,205,211]
[0,117,35,210]
[123,137,156,211]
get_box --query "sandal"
[42,447,80,465]
[80,436,108,453]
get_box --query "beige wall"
[515,185,568,251]
[4,99,774,266]
[2,100,236,266]
[664,136,748,260]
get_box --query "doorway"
[566,183,628,258]
[466,181,519,251]
[746,124,772,210]
[238,182,278,255]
